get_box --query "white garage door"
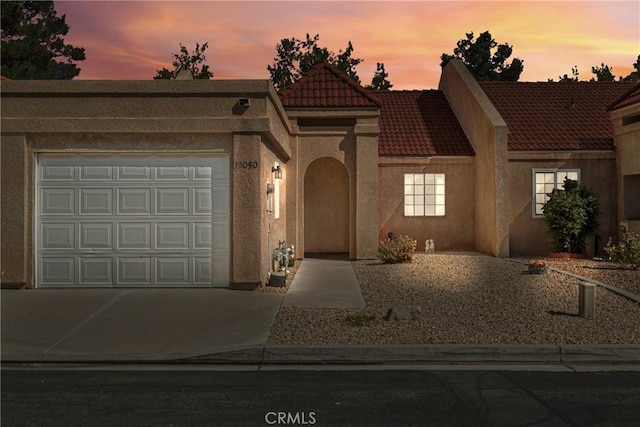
[36,154,229,288]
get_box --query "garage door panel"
[37,155,229,288]
[193,189,212,214]
[41,257,76,285]
[80,166,113,181]
[79,223,113,249]
[118,188,151,214]
[118,166,151,180]
[40,188,75,215]
[40,223,75,249]
[156,188,189,214]
[156,257,189,283]
[193,258,212,283]
[118,258,152,284]
[156,167,189,180]
[194,166,212,180]
[156,223,189,249]
[194,223,212,248]
[41,166,75,181]
[80,257,113,283]
[80,188,113,214]
[118,223,152,249]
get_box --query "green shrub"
[605,223,640,269]
[345,311,376,327]
[542,178,599,253]
[378,235,417,264]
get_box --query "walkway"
[282,257,366,308]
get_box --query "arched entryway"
[304,157,349,254]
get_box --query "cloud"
[56,1,639,87]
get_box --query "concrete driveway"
[1,288,284,362]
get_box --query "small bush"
[605,223,640,269]
[378,235,417,264]
[345,311,376,327]
[542,178,599,253]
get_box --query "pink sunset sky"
[56,1,639,89]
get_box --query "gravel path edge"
[505,258,640,304]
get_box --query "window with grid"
[533,169,580,216]
[404,173,445,216]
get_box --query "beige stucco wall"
[229,132,289,289]
[285,112,380,259]
[611,102,640,235]
[0,135,26,284]
[378,157,475,252]
[354,127,380,259]
[0,79,291,289]
[438,60,509,257]
[508,152,618,256]
[289,131,356,257]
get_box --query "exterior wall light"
[272,165,283,179]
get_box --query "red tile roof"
[279,61,381,108]
[609,82,640,111]
[478,81,636,151]
[376,90,475,156]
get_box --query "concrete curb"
[0,346,266,364]
[260,344,640,365]
[560,345,640,363]
[3,344,639,365]
[262,344,561,364]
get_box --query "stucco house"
[439,62,636,257]
[609,82,640,235]
[1,59,637,289]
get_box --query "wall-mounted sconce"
[272,165,283,180]
[239,98,250,108]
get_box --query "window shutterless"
[404,173,445,217]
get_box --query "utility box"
[579,281,596,320]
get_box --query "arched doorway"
[304,157,349,254]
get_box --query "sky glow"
[56,1,639,89]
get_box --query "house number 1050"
[235,161,258,169]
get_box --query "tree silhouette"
[366,63,393,90]
[440,31,523,81]
[154,42,213,79]
[268,34,364,90]
[1,1,86,79]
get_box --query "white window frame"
[532,168,580,217]
[404,173,445,217]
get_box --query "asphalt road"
[2,367,640,426]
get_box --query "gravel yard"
[524,257,640,297]
[267,253,640,345]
